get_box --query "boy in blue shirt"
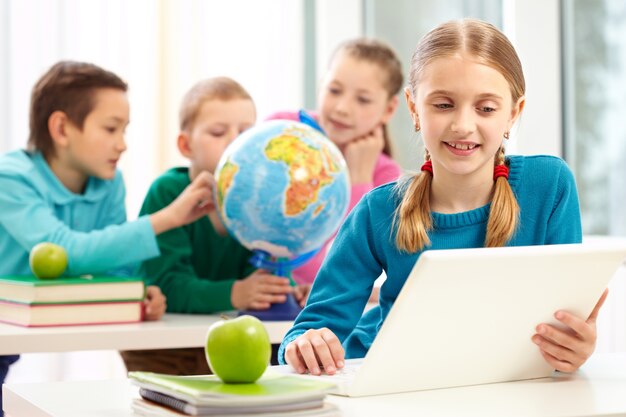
[0,61,215,410]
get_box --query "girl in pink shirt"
[267,38,404,286]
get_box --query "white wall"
[0,0,305,218]
[503,0,562,157]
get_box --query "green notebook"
[0,275,145,304]
[128,371,336,408]
[131,396,340,417]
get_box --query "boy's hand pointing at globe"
[150,171,216,235]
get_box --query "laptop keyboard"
[272,358,364,395]
[316,359,363,385]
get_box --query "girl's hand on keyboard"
[284,328,345,376]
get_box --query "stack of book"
[0,275,145,327]
[129,371,340,417]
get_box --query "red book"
[0,299,143,327]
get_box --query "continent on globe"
[265,133,340,216]
[215,160,238,216]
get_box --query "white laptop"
[276,240,626,397]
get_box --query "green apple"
[29,242,68,279]
[205,315,271,383]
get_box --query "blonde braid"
[485,146,519,247]
[394,151,433,252]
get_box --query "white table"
[4,352,626,417]
[0,313,292,354]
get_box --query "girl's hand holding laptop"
[532,289,608,373]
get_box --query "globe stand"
[239,293,303,321]
[238,250,317,321]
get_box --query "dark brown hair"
[28,61,128,158]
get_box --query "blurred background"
[1,0,625,384]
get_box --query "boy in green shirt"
[121,77,308,374]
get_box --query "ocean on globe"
[214,120,350,259]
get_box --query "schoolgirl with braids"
[278,19,608,377]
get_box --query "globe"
[214,119,350,266]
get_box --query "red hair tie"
[421,160,433,175]
[493,164,509,180]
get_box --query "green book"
[0,275,145,304]
[128,371,337,408]
[131,396,340,416]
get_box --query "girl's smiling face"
[317,53,397,148]
[407,52,524,182]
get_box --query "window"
[363,0,503,169]
[563,0,626,237]
[562,0,626,354]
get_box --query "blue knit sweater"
[278,155,582,363]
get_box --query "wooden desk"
[4,352,626,417]
[0,313,292,354]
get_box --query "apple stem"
[220,314,230,320]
